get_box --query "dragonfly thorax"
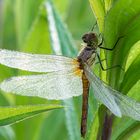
[78,32,98,69]
[77,47,96,68]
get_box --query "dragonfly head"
[82,33,98,48]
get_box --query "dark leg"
[96,53,124,71]
[98,36,124,51]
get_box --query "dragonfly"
[0,33,140,138]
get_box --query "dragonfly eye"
[82,33,98,47]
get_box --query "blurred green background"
[1,0,140,140]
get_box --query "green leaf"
[128,128,140,140]
[103,0,140,89]
[1,0,17,50]
[104,0,113,12]
[86,111,99,140]
[14,0,44,47]
[46,1,77,56]
[0,126,15,140]
[89,0,105,32]
[37,109,67,140]
[21,5,51,54]
[111,118,140,140]
[66,0,95,39]
[120,45,140,93]
[0,104,62,126]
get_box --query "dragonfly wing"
[0,69,83,100]
[84,64,122,117]
[85,64,140,120]
[111,91,140,120]
[0,49,78,72]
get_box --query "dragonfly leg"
[96,53,124,71]
[98,36,124,51]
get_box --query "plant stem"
[101,113,113,140]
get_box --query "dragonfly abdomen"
[81,72,90,138]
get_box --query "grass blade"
[0,104,62,126]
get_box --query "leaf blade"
[0,104,62,126]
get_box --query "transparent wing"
[84,65,122,117]
[0,69,83,100]
[85,65,140,120]
[0,49,78,72]
[110,91,140,120]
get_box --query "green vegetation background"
[0,0,140,140]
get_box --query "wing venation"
[0,49,78,72]
[0,70,83,100]
[85,64,140,120]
